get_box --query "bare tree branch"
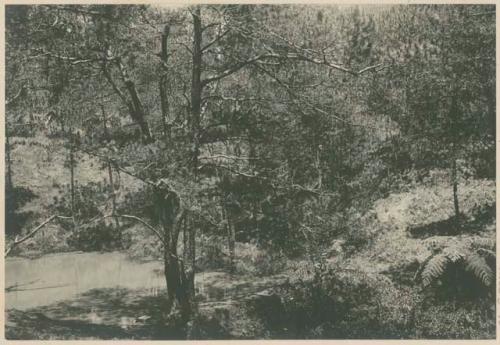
[202,29,230,52]
[6,84,25,106]
[202,52,384,87]
[102,214,165,245]
[202,54,271,86]
[28,50,104,65]
[5,215,72,257]
[202,22,221,32]
[254,64,379,130]
[102,63,133,110]
[78,147,156,187]
[57,6,105,17]
[199,154,259,161]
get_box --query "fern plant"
[419,236,495,289]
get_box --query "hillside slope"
[342,176,495,274]
[7,135,143,252]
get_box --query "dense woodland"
[5,4,496,339]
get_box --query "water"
[5,251,165,310]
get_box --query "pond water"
[5,251,165,310]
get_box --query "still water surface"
[6,252,164,310]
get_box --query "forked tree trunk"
[156,6,203,324]
[154,185,193,321]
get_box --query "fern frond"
[469,237,495,250]
[443,246,467,262]
[477,248,496,260]
[421,254,449,287]
[465,253,494,287]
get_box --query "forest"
[4,4,496,340]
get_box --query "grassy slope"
[8,135,142,253]
[342,176,495,274]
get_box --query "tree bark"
[452,157,460,228]
[69,136,76,219]
[123,77,152,143]
[227,217,236,273]
[101,104,121,233]
[6,130,13,191]
[159,78,171,139]
[154,184,192,321]
[159,25,171,139]
[191,7,203,173]
[220,196,235,273]
[103,58,152,143]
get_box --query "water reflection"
[6,252,164,310]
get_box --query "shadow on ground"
[6,273,289,340]
[6,287,183,340]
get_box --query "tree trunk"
[227,217,236,273]
[487,84,495,139]
[220,197,235,273]
[124,79,152,143]
[69,138,75,219]
[155,185,193,321]
[191,7,203,173]
[159,25,171,139]
[114,59,153,143]
[185,216,196,297]
[6,130,13,191]
[452,157,460,229]
[159,78,171,139]
[101,105,121,234]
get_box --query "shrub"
[276,266,405,338]
[49,182,125,251]
[234,242,287,276]
[5,185,37,236]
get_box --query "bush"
[275,266,405,338]
[5,185,37,236]
[234,242,287,276]
[195,234,228,271]
[66,220,125,252]
[275,262,495,339]
[49,182,126,251]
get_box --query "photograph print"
[4,3,496,340]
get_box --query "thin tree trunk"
[108,58,152,143]
[227,217,235,273]
[159,78,171,139]
[191,7,203,173]
[6,130,13,191]
[159,25,171,139]
[123,79,152,143]
[101,104,121,233]
[220,195,235,273]
[69,137,75,219]
[452,157,460,229]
